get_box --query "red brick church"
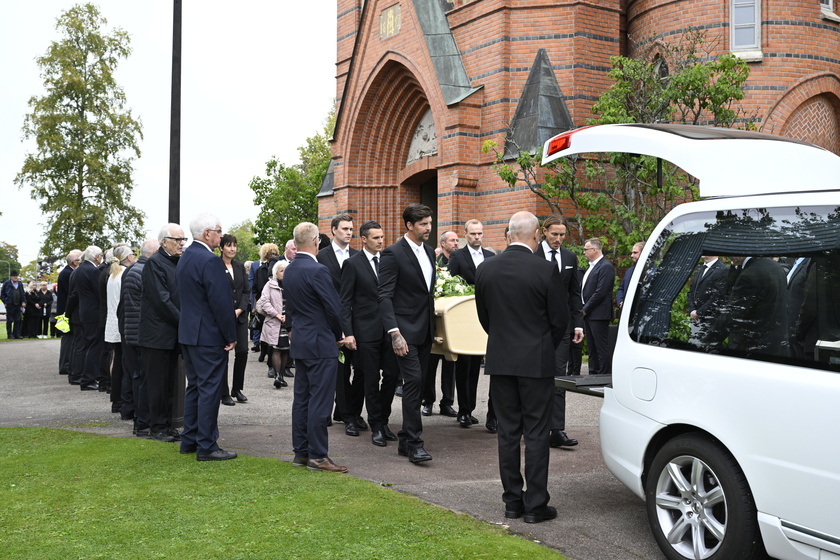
[317,0,840,248]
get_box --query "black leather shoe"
[150,431,175,443]
[371,429,387,447]
[274,376,287,388]
[345,421,359,437]
[440,404,458,417]
[549,430,578,448]
[251,345,260,353]
[485,416,498,434]
[383,426,398,441]
[197,449,237,461]
[221,395,235,406]
[505,508,523,519]
[356,417,369,431]
[134,427,151,438]
[458,415,472,428]
[232,389,248,403]
[283,368,294,378]
[470,415,479,424]
[180,445,196,454]
[80,383,99,391]
[408,447,432,463]
[167,428,182,442]
[523,505,557,524]
[421,405,433,416]
[69,379,81,385]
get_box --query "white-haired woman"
[258,259,292,389]
[105,245,136,418]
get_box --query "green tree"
[0,243,22,283]
[15,3,145,259]
[250,109,335,245]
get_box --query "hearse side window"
[628,205,840,371]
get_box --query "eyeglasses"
[583,247,595,252]
[165,237,188,243]
[207,228,223,235]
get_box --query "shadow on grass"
[0,428,566,560]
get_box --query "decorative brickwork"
[323,0,840,250]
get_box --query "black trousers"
[491,374,553,513]
[124,343,149,430]
[69,321,85,384]
[455,355,482,415]
[358,333,399,431]
[80,322,102,388]
[59,329,74,375]
[222,320,249,397]
[394,338,432,450]
[423,353,455,408]
[141,346,178,434]
[334,349,365,422]
[584,319,611,376]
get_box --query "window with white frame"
[820,0,833,10]
[731,0,761,51]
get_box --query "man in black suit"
[340,221,400,447]
[785,257,812,359]
[475,211,568,524]
[687,255,729,350]
[378,203,436,464]
[285,222,348,473]
[581,238,615,376]
[138,224,184,443]
[56,250,81,376]
[535,215,583,448]
[423,231,458,418]
[720,256,789,358]
[447,219,496,431]
[318,214,366,436]
[177,214,238,461]
[72,246,105,391]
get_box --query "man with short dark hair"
[318,214,364,436]
[1,270,26,339]
[340,220,400,447]
[581,238,615,376]
[378,203,436,463]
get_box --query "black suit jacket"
[721,257,788,357]
[581,257,615,321]
[317,244,360,293]
[446,246,495,285]
[378,237,436,346]
[687,259,728,317]
[475,244,568,377]
[228,260,249,324]
[340,251,384,343]
[535,243,583,330]
[73,260,102,326]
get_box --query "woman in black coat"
[219,234,250,405]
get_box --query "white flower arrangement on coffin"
[434,265,475,298]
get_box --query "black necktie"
[373,256,379,277]
[550,250,558,262]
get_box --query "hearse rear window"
[628,205,840,370]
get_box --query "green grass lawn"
[0,428,565,560]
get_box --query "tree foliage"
[0,243,22,283]
[15,3,145,259]
[250,109,335,246]
[485,30,751,269]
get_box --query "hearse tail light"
[545,126,594,158]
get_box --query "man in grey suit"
[475,211,568,524]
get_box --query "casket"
[431,295,488,361]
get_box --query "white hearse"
[543,124,840,560]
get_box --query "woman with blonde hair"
[105,245,136,418]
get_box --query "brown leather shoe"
[306,457,348,473]
[292,455,308,467]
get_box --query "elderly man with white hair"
[176,213,238,461]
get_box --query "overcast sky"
[0,0,337,266]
